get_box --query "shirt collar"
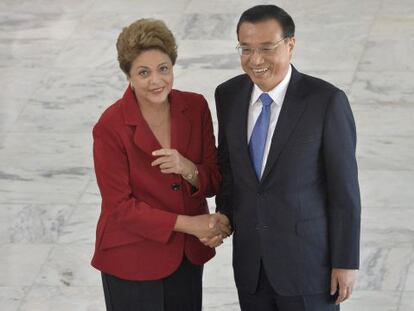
[250,64,292,107]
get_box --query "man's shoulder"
[217,73,250,91]
[299,71,342,95]
[295,69,350,109]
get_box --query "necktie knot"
[259,93,273,107]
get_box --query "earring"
[130,83,134,91]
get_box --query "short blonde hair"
[116,18,177,76]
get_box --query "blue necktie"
[249,93,273,179]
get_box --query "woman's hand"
[200,213,232,248]
[152,148,199,187]
[174,214,222,240]
[151,148,193,175]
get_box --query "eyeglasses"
[236,38,286,57]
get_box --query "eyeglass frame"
[236,37,288,57]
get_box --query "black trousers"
[238,263,339,311]
[101,257,203,311]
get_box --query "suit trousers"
[238,262,339,311]
[101,256,203,311]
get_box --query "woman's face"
[128,49,174,106]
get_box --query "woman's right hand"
[174,214,231,240]
[200,213,232,248]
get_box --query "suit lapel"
[228,76,259,186]
[261,67,308,182]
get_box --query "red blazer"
[91,86,220,281]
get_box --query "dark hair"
[236,5,295,39]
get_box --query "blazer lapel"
[227,76,259,186]
[122,86,163,156]
[123,88,191,156]
[261,67,308,182]
[169,90,191,156]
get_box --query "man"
[207,5,361,311]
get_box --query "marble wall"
[0,0,413,310]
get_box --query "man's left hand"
[330,268,357,305]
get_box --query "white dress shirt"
[247,65,292,178]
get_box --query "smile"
[252,67,269,74]
[150,87,164,93]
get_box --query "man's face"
[238,19,295,92]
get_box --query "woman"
[91,18,230,311]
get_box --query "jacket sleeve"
[186,95,221,199]
[323,89,361,269]
[93,122,177,244]
[214,86,234,225]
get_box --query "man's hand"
[200,213,232,248]
[330,268,357,305]
[187,214,220,240]
[174,214,230,241]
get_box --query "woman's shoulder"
[95,98,124,129]
[171,88,205,100]
[171,89,208,110]
[92,99,128,143]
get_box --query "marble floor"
[1,0,413,310]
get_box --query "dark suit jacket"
[215,66,361,295]
[91,86,220,281]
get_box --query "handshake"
[175,212,232,248]
[199,212,232,248]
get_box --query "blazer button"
[171,183,181,191]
